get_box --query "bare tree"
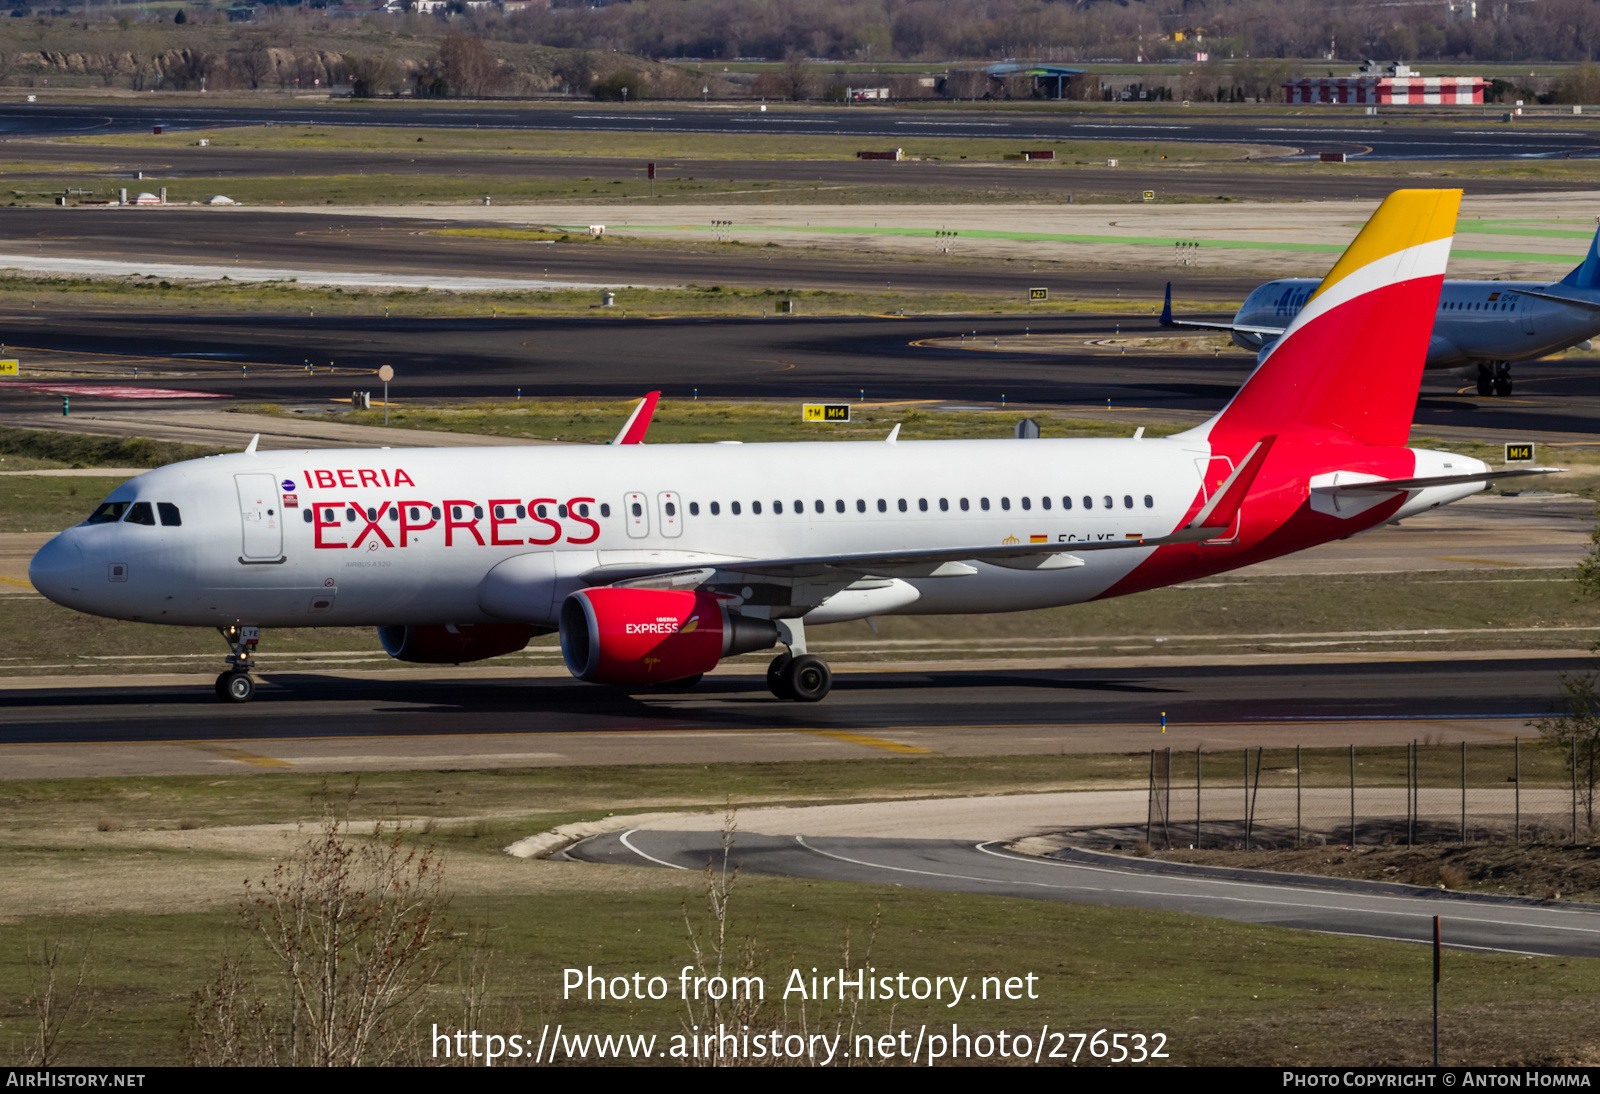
[777,51,816,101]
[344,51,398,98]
[550,47,594,96]
[436,31,500,98]
[1531,668,1600,832]
[187,815,451,1067]
[19,932,93,1066]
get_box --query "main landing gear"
[766,652,833,702]
[764,618,831,702]
[1476,362,1513,398]
[215,624,260,703]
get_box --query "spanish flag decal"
[1030,535,1048,543]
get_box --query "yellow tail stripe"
[1310,189,1462,303]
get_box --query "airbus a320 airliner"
[29,189,1558,704]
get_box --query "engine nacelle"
[560,587,779,685]
[378,623,542,664]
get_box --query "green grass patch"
[64,124,1251,166]
[2,756,1599,1066]
[265,398,1180,445]
[0,274,1165,318]
[0,427,222,472]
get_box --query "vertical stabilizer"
[1189,189,1460,451]
[1558,221,1600,289]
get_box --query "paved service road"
[573,829,1600,957]
[2,103,1598,161]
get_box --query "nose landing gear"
[216,624,260,703]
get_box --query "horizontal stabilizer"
[1311,467,1564,497]
[1160,281,1283,335]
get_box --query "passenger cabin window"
[710,502,721,516]
[430,506,441,520]
[751,501,761,515]
[125,501,156,526]
[856,500,866,513]
[876,499,887,513]
[815,500,825,514]
[1144,495,1154,509]
[1123,495,1133,509]
[1041,497,1051,510]
[980,498,990,511]
[1062,497,1072,509]
[732,501,742,515]
[665,501,677,517]
[773,501,782,514]
[157,502,181,527]
[1103,495,1113,509]
[1083,496,1093,509]
[918,498,928,512]
[630,502,643,518]
[1021,497,1031,511]
[86,501,129,525]
[689,502,700,516]
[939,498,949,512]
[835,500,844,513]
[1000,497,1010,511]
[959,498,969,511]
[898,499,907,513]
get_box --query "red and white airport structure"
[1283,62,1487,105]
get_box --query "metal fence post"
[1196,745,1202,849]
[1574,738,1579,844]
[1408,740,1415,848]
[1165,746,1173,849]
[1296,743,1303,850]
[1146,748,1155,847]
[1243,748,1250,850]
[1460,739,1466,844]
[1515,736,1520,845]
[1350,743,1357,847]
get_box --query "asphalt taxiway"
[0,655,1584,778]
[573,828,1600,957]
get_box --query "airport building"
[1282,61,1487,105]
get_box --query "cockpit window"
[124,502,156,526]
[85,501,129,525]
[158,502,182,527]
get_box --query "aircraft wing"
[1311,467,1564,497]
[1159,281,1284,335]
[1502,288,1600,312]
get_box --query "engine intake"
[378,622,543,664]
[560,587,780,685]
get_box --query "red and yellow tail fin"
[1200,188,1460,451]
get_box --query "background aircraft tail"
[1190,188,1460,452]
[1558,221,1600,289]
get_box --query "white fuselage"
[28,434,1483,633]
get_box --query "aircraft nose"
[28,532,83,607]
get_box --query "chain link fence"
[1144,740,1597,850]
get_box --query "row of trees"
[478,0,1600,66]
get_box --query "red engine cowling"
[560,588,779,685]
[378,623,542,664]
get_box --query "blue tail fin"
[1559,222,1600,289]
[1160,281,1174,326]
